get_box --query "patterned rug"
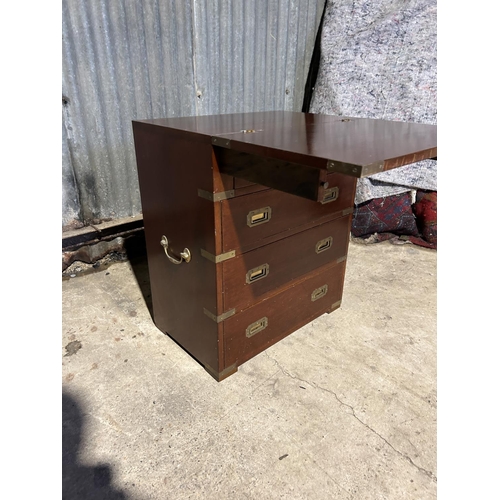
[352,190,437,249]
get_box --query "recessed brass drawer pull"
[311,284,328,301]
[321,187,339,204]
[160,235,191,264]
[247,206,272,227]
[246,263,270,284]
[246,317,268,338]
[315,236,333,254]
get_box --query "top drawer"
[221,174,356,254]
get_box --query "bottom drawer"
[223,259,346,368]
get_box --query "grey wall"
[62,0,325,229]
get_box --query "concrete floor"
[62,240,436,499]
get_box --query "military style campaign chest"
[132,111,437,381]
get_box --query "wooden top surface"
[135,111,437,177]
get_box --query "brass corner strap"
[197,189,235,202]
[203,307,235,323]
[326,159,384,177]
[204,362,238,381]
[360,161,386,176]
[330,300,342,311]
[200,248,236,263]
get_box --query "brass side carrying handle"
[160,235,191,265]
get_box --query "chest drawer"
[222,214,350,313]
[222,173,356,254]
[224,259,345,367]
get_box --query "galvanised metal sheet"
[62,0,325,228]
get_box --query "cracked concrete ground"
[62,240,436,499]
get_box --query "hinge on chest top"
[211,136,231,148]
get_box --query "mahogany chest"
[132,111,437,381]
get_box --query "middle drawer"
[222,214,351,313]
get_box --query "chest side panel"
[132,123,220,372]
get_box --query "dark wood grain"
[132,121,220,372]
[137,111,437,176]
[234,177,259,189]
[222,215,350,313]
[224,259,345,367]
[215,147,322,200]
[232,181,270,197]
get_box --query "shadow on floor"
[62,391,128,500]
[123,233,153,319]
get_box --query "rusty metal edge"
[62,215,144,251]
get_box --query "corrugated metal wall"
[62,0,325,229]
